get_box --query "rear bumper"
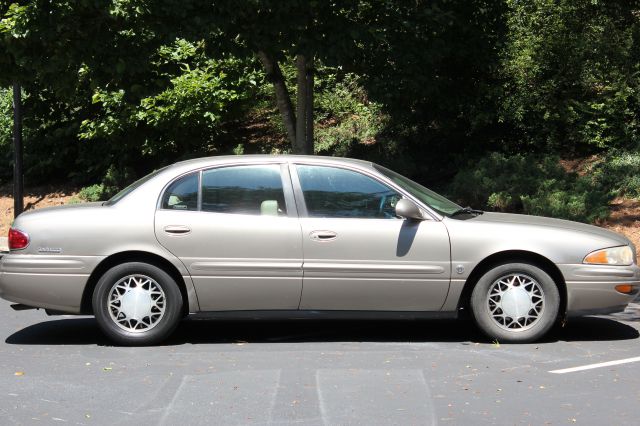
[0,254,102,313]
[559,264,640,316]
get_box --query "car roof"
[167,154,375,171]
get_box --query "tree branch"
[257,50,297,151]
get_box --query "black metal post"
[13,82,23,217]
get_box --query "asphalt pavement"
[0,299,639,425]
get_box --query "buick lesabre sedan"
[1,155,638,345]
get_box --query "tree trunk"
[257,51,297,151]
[295,54,308,154]
[305,60,314,155]
[12,82,23,218]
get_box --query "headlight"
[583,246,634,266]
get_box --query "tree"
[0,1,365,155]
[5,0,637,194]
[500,0,640,152]
[1,1,258,184]
[164,0,364,154]
[0,3,26,215]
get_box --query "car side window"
[296,165,401,219]
[201,165,287,216]
[161,172,198,211]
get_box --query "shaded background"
[0,0,639,226]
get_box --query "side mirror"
[395,199,424,220]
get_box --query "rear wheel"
[92,262,183,345]
[471,262,560,343]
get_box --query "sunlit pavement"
[0,299,639,425]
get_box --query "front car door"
[293,163,451,311]
[155,163,303,311]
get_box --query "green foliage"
[76,164,135,202]
[250,62,390,157]
[79,41,261,164]
[500,0,640,151]
[100,164,134,199]
[77,184,105,202]
[0,87,11,182]
[346,0,508,174]
[314,73,388,156]
[232,144,244,155]
[447,153,610,223]
[593,150,640,199]
[0,86,82,185]
[1,0,640,217]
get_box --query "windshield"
[374,165,461,216]
[104,166,169,206]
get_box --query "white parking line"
[549,356,640,374]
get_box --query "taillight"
[8,228,29,250]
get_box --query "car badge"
[37,247,62,254]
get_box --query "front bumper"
[0,254,102,313]
[559,264,640,317]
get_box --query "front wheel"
[470,262,560,343]
[92,262,183,346]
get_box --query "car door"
[155,163,303,311]
[293,164,451,311]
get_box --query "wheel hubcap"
[487,273,544,332]
[108,275,166,333]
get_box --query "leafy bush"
[77,184,106,202]
[75,165,137,202]
[593,150,640,199]
[75,40,263,181]
[500,0,640,151]
[79,56,258,152]
[447,153,610,223]
[100,165,134,199]
[314,73,388,156]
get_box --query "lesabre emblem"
[37,247,62,253]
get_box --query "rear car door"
[293,164,451,311]
[155,163,303,311]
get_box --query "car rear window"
[161,172,199,211]
[201,165,287,216]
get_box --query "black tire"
[92,262,183,346]
[470,262,560,343]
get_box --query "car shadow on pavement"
[4,316,639,346]
[548,316,639,342]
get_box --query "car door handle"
[309,230,337,242]
[164,225,191,235]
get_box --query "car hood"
[467,212,631,246]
